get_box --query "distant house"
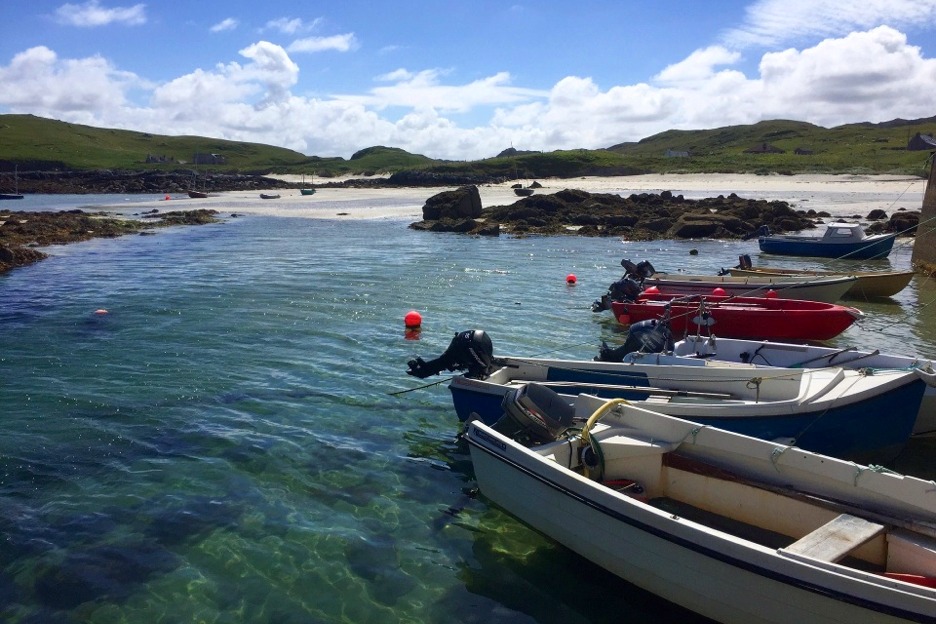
[664,149,690,158]
[907,133,936,151]
[193,152,226,165]
[744,143,785,154]
[794,148,814,155]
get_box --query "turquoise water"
[2,194,935,623]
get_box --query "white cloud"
[723,0,936,49]
[287,33,358,54]
[210,18,239,33]
[54,1,146,27]
[264,17,322,35]
[2,24,935,161]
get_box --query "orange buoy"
[712,287,727,296]
[617,314,631,325]
[404,310,422,329]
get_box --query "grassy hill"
[1,113,935,179]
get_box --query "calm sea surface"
[2,192,935,623]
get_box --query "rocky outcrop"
[9,170,295,195]
[420,185,482,220]
[411,187,826,239]
[0,209,221,273]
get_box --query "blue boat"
[445,357,925,463]
[758,222,897,259]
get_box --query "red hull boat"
[610,293,863,341]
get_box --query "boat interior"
[534,418,936,589]
[494,359,847,406]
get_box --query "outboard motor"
[591,276,643,312]
[620,259,656,280]
[492,383,575,444]
[595,318,674,362]
[406,329,494,379]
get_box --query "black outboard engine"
[492,383,575,444]
[595,318,674,362]
[406,329,495,379]
[621,259,656,280]
[591,276,643,311]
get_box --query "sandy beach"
[125,173,928,221]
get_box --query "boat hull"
[643,274,855,303]
[758,233,897,259]
[728,267,914,299]
[450,361,924,462]
[467,412,936,624]
[669,336,936,436]
[611,294,861,341]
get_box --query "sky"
[1,0,936,161]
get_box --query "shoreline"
[106,172,924,221]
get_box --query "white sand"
[141,173,927,220]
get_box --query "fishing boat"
[758,222,897,259]
[467,387,936,624]
[1,164,24,200]
[726,265,913,299]
[405,330,925,462]
[659,335,936,436]
[259,193,280,200]
[611,292,863,341]
[642,272,856,303]
[300,173,316,195]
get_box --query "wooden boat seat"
[783,513,885,562]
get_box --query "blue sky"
[2,0,936,160]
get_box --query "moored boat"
[758,222,897,259]
[467,388,936,624]
[727,265,914,299]
[611,292,862,341]
[260,193,281,200]
[643,272,856,302]
[405,330,924,462]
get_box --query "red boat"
[610,292,863,341]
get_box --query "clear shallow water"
[2,195,935,623]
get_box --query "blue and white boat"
[758,222,897,259]
[405,330,927,462]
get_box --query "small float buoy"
[712,287,727,297]
[404,310,422,329]
[644,286,659,295]
[617,314,631,325]
[164,194,171,200]
[566,273,577,285]
[766,289,778,299]
[94,309,108,315]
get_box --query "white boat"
[642,272,856,303]
[657,335,936,436]
[467,387,936,624]
[408,330,927,462]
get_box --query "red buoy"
[644,286,659,295]
[712,287,727,297]
[566,273,577,285]
[404,310,422,329]
[766,289,778,299]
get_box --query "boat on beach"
[758,222,897,259]
[260,193,281,200]
[467,387,936,624]
[405,330,925,462]
[610,292,863,341]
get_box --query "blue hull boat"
[758,222,897,259]
[448,357,925,463]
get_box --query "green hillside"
[1,113,934,179]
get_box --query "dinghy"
[405,330,925,462]
[610,292,863,341]
[467,387,936,624]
